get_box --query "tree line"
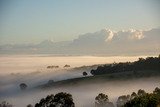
[91,55,160,76]
[1,87,160,107]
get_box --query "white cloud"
[108,29,145,41]
[129,30,144,40]
[105,29,115,42]
[0,28,160,55]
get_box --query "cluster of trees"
[116,89,147,107]
[94,87,160,107]
[47,65,59,69]
[47,64,71,69]
[124,87,160,107]
[91,55,160,76]
[35,92,75,107]
[2,87,160,107]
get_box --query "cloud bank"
[0,28,160,55]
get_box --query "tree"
[64,64,70,68]
[83,72,87,77]
[137,89,146,96]
[35,94,54,107]
[95,93,114,107]
[53,92,74,107]
[153,87,160,95]
[35,92,75,107]
[131,92,137,99]
[19,83,27,90]
[117,95,128,107]
[124,87,160,107]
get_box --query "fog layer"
[0,55,159,107]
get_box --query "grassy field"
[39,70,160,89]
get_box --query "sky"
[0,0,160,45]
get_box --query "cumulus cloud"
[71,29,117,45]
[105,29,115,42]
[0,28,160,55]
[110,29,144,41]
[129,30,144,40]
[71,29,113,46]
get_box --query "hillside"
[39,70,160,89]
[38,56,160,89]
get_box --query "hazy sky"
[0,0,160,45]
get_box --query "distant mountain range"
[0,28,160,55]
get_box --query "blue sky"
[0,0,160,45]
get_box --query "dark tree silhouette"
[153,87,160,94]
[64,64,70,68]
[83,72,88,77]
[137,89,146,96]
[123,87,160,107]
[131,92,137,99]
[35,94,54,107]
[90,55,160,77]
[95,93,114,107]
[35,92,75,107]
[19,83,27,90]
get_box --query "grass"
[37,70,160,89]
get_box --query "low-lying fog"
[0,55,159,107]
[0,55,150,75]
